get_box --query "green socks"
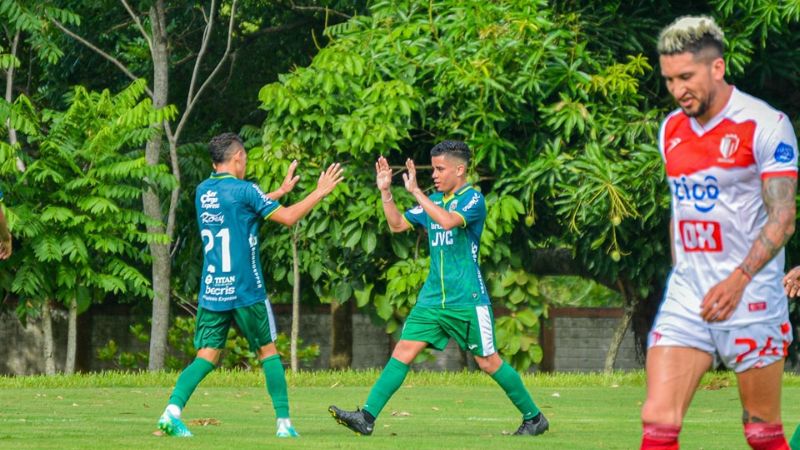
[262,354,290,419]
[168,357,215,409]
[790,423,800,450]
[491,361,540,420]
[363,357,410,419]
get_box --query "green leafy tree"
[0,79,176,374]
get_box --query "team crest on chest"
[448,200,458,211]
[718,134,740,162]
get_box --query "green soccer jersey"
[403,184,489,308]
[195,172,282,311]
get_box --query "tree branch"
[50,17,153,97]
[289,1,352,20]
[120,0,153,51]
[173,0,237,143]
[184,0,218,118]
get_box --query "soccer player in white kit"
[641,16,798,450]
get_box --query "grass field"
[1,370,799,449]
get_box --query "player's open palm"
[783,265,800,297]
[402,158,419,193]
[316,162,344,196]
[375,156,392,191]
[280,160,300,195]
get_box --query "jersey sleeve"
[755,112,798,179]
[0,189,4,202]
[403,205,426,229]
[245,182,282,219]
[453,191,485,227]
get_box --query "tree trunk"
[65,297,77,374]
[146,0,172,371]
[4,30,26,172]
[42,300,56,375]
[603,305,633,373]
[290,228,300,371]
[329,300,353,370]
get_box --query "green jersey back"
[195,172,282,311]
[403,184,489,308]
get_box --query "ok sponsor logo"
[679,220,722,252]
[672,175,719,213]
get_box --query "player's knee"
[473,353,501,374]
[743,423,788,450]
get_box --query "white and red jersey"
[659,87,798,328]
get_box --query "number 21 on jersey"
[201,228,231,272]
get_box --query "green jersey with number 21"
[195,172,282,311]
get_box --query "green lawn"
[1,370,798,449]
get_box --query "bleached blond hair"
[657,15,724,57]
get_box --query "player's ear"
[711,56,725,81]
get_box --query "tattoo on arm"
[739,177,797,277]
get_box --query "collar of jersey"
[210,172,237,180]
[443,184,472,203]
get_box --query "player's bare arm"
[403,158,464,230]
[266,159,300,201]
[376,156,410,233]
[701,175,797,322]
[269,162,344,227]
[0,206,11,260]
[783,265,800,297]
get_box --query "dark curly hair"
[208,132,244,164]
[430,140,471,165]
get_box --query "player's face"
[431,154,465,194]
[660,51,725,122]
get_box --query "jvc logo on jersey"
[679,220,723,252]
[672,175,719,213]
[431,230,454,247]
[200,212,224,224]
[200,190,220,209]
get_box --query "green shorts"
[194,301,277,352]
[400,305,497,357]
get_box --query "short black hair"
[430,140,471,165]
[208,132,244,164]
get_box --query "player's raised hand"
[376,156,392,192]
[402,158,419,193]
[279,160,300,195]
[316,162,344,197]
[783,265,800,297]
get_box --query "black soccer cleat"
[513,412,549,436]
[328,405,374,436]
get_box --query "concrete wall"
[3,306,797,375]
[548,309,641,372]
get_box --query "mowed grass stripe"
[0,372,798,449]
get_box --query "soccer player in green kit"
[157,132,343,438]
[329,140,548,436]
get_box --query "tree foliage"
[0,79,176,320]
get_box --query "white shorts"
[648,309,792,373]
